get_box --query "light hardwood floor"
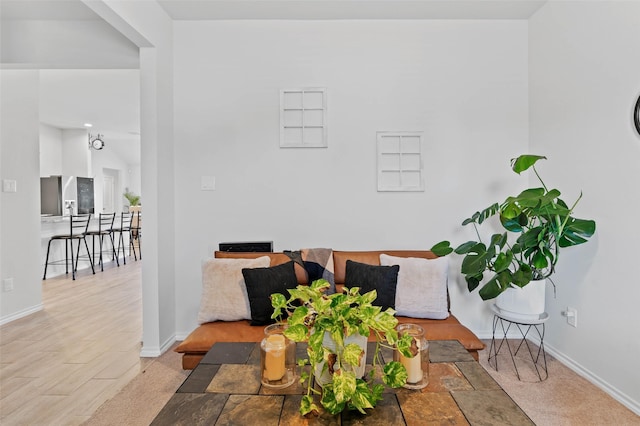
[0,259,148,425]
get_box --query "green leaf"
[489,233,507,249]
[342,343,365,368]
[466,275,482,292]
[395,333,415,358]
[510,154,546,174]
[430,241,453,256]
[461,253,487,276]
[349,380,378,413]
[500,215,524,233]
[382,361,408,388]
[478,275,505,300]
[532,249,549,270]
[320,383,346,415]
[310,278,331,291]
[366,310,398,334]
[284,324,309,342]
[517,227,543,249]
[461,217,476,226]
[454,241,478,255]
[287,306,309,327]
[512,264,533,287]
[299,395,319,417]
[332,370,357,405]
[493,251,513,273]
[270,293,287,309]
[478,203,500,224]
[384,329,399,346]
[501,201,521,220]
[559,218,596,247]
[358,289,377,306]
[270,293,287,319]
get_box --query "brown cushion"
[175,320,266,354]
[214,251,308,284]
[395,316,485,351]
[333,250,437,284]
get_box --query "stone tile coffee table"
[151,340,533,425]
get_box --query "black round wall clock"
[635,94,640,136]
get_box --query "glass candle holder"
[260,323,296,388]
[394,323,429,389]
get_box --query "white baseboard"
[528,336,640,416]
[175,331,189,341]
[140,334,176,358]
[0,303,43,326]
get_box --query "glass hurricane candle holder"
[394,323,429,389]
[260,323,296,388]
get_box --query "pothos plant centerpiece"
[270,279,415,417]
[431,154,596,301]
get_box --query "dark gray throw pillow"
[242,261,298,326]
[344,260,399,311]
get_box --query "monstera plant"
[271,279,414,416]
[432,154,596,300]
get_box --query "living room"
[1,0,639,421]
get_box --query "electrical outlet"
[566,307,577,327]
[3,278,14,292]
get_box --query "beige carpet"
[477,340,639,425]
[85,341,639,425]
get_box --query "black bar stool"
[130,210,141,260]
[85,212,118,271]
[43,214,95,280]
[114,212,136,264]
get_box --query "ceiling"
[157,0,547,20]
[0,0,548,21]
[0,0,101,20]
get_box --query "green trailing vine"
[271,279,414,416]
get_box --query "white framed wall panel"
[377,131,424,192]
[280,88,327,148]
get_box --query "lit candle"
[264,334,286,381]
[400,352,423,384]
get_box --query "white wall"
[0,70,43,324]
[92,0,176,356]
[91,145,132,214]
[172,20,529,338]
[1,20,138,69]
[530,1,640,413]
[126,164,141,201]
[39,123,62,176]
[61,129,91,178]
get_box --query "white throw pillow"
[379,254,449,319]
[197,256,271,324]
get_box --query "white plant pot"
[314,332,368,387]
[495,279,546,321]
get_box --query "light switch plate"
[2,179,17,193]
[3,278,14,292]
[201,176,216,191]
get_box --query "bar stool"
[43,214,95,280]
[114,212,136,264]
[130,210,142,260]
[85,212,118,271]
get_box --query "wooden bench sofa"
[175,250,485,369]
